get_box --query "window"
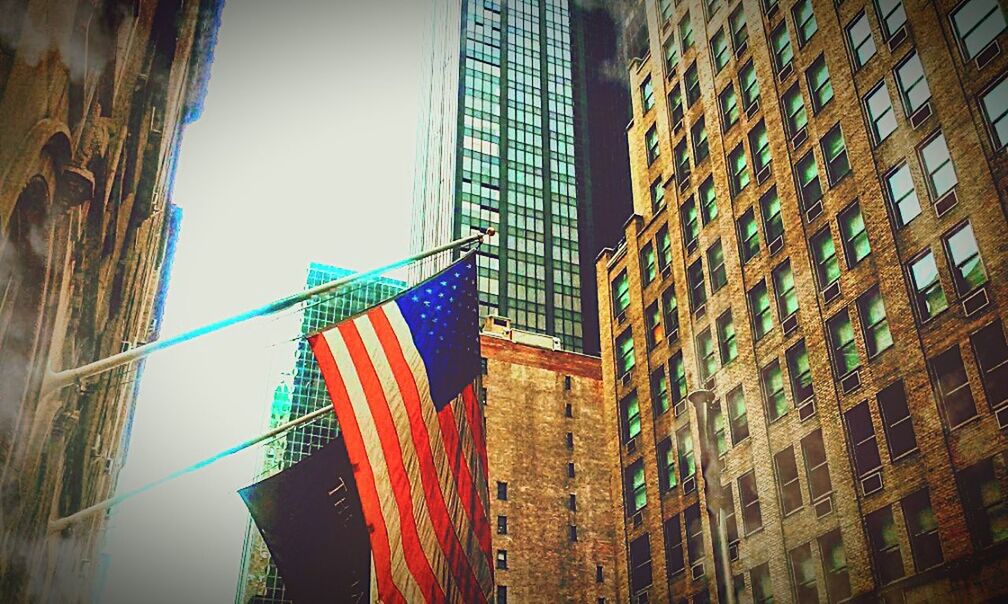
[728,144,750,195]
[738,208,760,263]
[877,380,917,460]
[596,564,603,584]
[692,117,709,163]
[930,345,978,428]
[688,258,706,311]
[827,310,860,376]
[650,178,665,212]
[796,152,822,208]
[801,429,833,504]
[677,425,696,483]
[711,29,729,72]
[497,515,508,535]
[568,462,575,478]
[670,85,685,125]
[717,310,738,364]
[866,81,897,144]
[749,280,773,340]
[629,534,653,594]
[740,60,760,110]
[822,125,851,185]
[497,549,509,570]
[658,437,678,492]
[705,0,722,18]
[762,359,788,421]
[981,77,1008,148]
[874,0,907,38]
[481,357,488,375]
[738,470,763,534]
[646,125,660,164]
[920,132,957,199]
[730,6,748,51]
[616,329,635,375]
[944,221,987,295]
[971,321,1008,408]
[952,0,1006,59]
[787,340,813,404]
[497,481,508,500]
[685,62,701,106]
[752,563,773,604]
[497,585,508,604]
[807,55,833,113]
[664,36,679,75]
[845,401,882,481]
[901,488,943,573]
[646,302,663,349]
[699,176,717,224]
[641,75,655,112]
[662,286,679,341]
[749,120,771,173]
[566,432,574,449]
[664,515,685,576]
[772,260,798,319]
[641,243,657,285]
[775,446,803,515]
[789,542,818,602]
[857,287,893,358]
[727,385,749,443]
[675,139,691,180]
[707,240,727,291]
[659,0,673,24]
[681,196,698,251]
[652,367,670,415]
[685,503,704,568]
[657,225,672,271]
[818,529,852,603]
[697,328,717,381]
[895,52,931,116]
[670,352,687,409]
[761,187,784,243]
[847,11,876,68]
[783,84,808,136]
[565,402,573,417]
[908,250,948,320]
[720,85,740,130]
[794,0,818,46]
[885,164,921,227]
[569,494,577,511]
[612,270,630,315]
[866,506,905,584]
[957,457,1008,547]
[839,201,870,267]
[811,228,840,288]
[622,392,641,442]
[679,13,694,52]
[627,459,647,513]
[771,22,793,72]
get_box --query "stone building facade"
[596,0,1008,602]
[0,0,219,600]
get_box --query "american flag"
[308,255,494,603]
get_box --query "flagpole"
[42,229,492,397]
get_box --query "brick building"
[596,0,1008,602]
[0,0,219,600]
[481,318,621,603]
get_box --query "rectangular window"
[646,125,660,164]
[866,505,905,584]
[720,85,740,131]
[752,563,772,604]
[497,481,508,500]
[568,462,575,478]
[629,534,653,594]
[681,197,699,250]
[626,459,646,513]
[971,321,1008,408]
[787,340,814,404]
[497,515,508,535]
[727,385,749,443]
[707,240,727,291]
[866,81,897,144]
[775,446,803,515]
[762,360,788,421]
[497,549,509,570]
[807,55,833,113]
[675,139,691,180]
[738,208,760,263]
[700,177,717,224]
[664,35,679,75]
[570,494,577,511]
[650,177,665,212]
[730,6,748,51]
[811,228,840,288]
[688,258,707,311]
[789,542,818,602]
[662,286,679,341]
[857,287,893,358]
[749,120,771,173]
[982,76,1008,148]
[652,367,670,415]
[792,0,817,46]
[697,328,717,381]
[612,271,630,314]
[874,0,907,38]
[944,221,987,295]
[801,429,833,503]
[711,28,729,72]
[717,310,738,364]
[685,62,701,106]
[738,470,763,534]
[657,225,672,271]
[921,132,957,199]
[908,250,948,320]
[616,329,635,374]
[796,152,822,208]
[930,345,978,428]
[685,503,704,567]
[641,75,655,112]
[772,260,798,319]
[670,85,685,124]
[827,309,860,376]
[839,201,870,267]
[957,457,1008,547]
[877,380,917,459]
[569,525,578,542]
[761,187,784,243]
[641,243,657,285]
[621,391,641,441]
[822,124,851,185]
[749,280,773,340]
[844,401,881,478]
[692,117,710,163]
[680,13,695,52]
[659,0,673,23]
[902,487,944,570]
[783,84,808,136]
[658,437,678,492]
[952,0,1007,59]
[498,586,507,604]
[665,515,685,577]
[818,529,852,602]
[847,11,876,68]
[724,486,739,545]
[885,163,921,227]
[728,144,750,195]
[771,22,793,72]
[895,52,931,116]
[677,425,696,482]
[740,60,760,110]
[646,302,663,349]
[670,352,687,408]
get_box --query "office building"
[597,0,1008,601]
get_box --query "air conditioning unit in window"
[686,239,698,255]
[755,164,772,185]
[813,495,834,518]
[935,188,959,218]
[729,542,739,561]
[823,280,842,304]
[621,371,633,387]
[617,311,627,324]
[746,99,761,119]
[995,405,1008,430]
[768,235,784,256]
[777,62,794,81]
[962,286,990,317]
[661,265,672,280]
[691,561,705,580]
[887,25,908,52]
[976,41,1001,69]
[790,126,808,149]
[627,436,639,454]
[673,118,684,134]
[668,326,679,342]
[804,199,823,222]
[860,472,883,496]
[909,102,933,129]
[782,313,799,337]
[632,511,644,528]
[683,476,697,494]
[694,303,706,319]
[797,396,816,421]
[673,400,687,417]
[840,369,861,395]
[678,171,691,190]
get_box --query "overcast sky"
[100,2,429,601]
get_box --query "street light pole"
[688,389,736,604]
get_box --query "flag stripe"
[307,334,406,604]
[445,395,490,520]
[365,309,486,604]
[337,320,446,603]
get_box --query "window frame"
[846,11,877,69]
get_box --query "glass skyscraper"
[412,0,595,352]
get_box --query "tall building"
[237,264,407,603]
[412,0,600,353]
[0,0,220,599]
[596,0,1008,602]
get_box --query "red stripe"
[338,321,445,603]
[368,309,487,604]
[461,384,489,485]
[308,334,404,604]
[437,402,493,568]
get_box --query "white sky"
[100,2,429,601]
